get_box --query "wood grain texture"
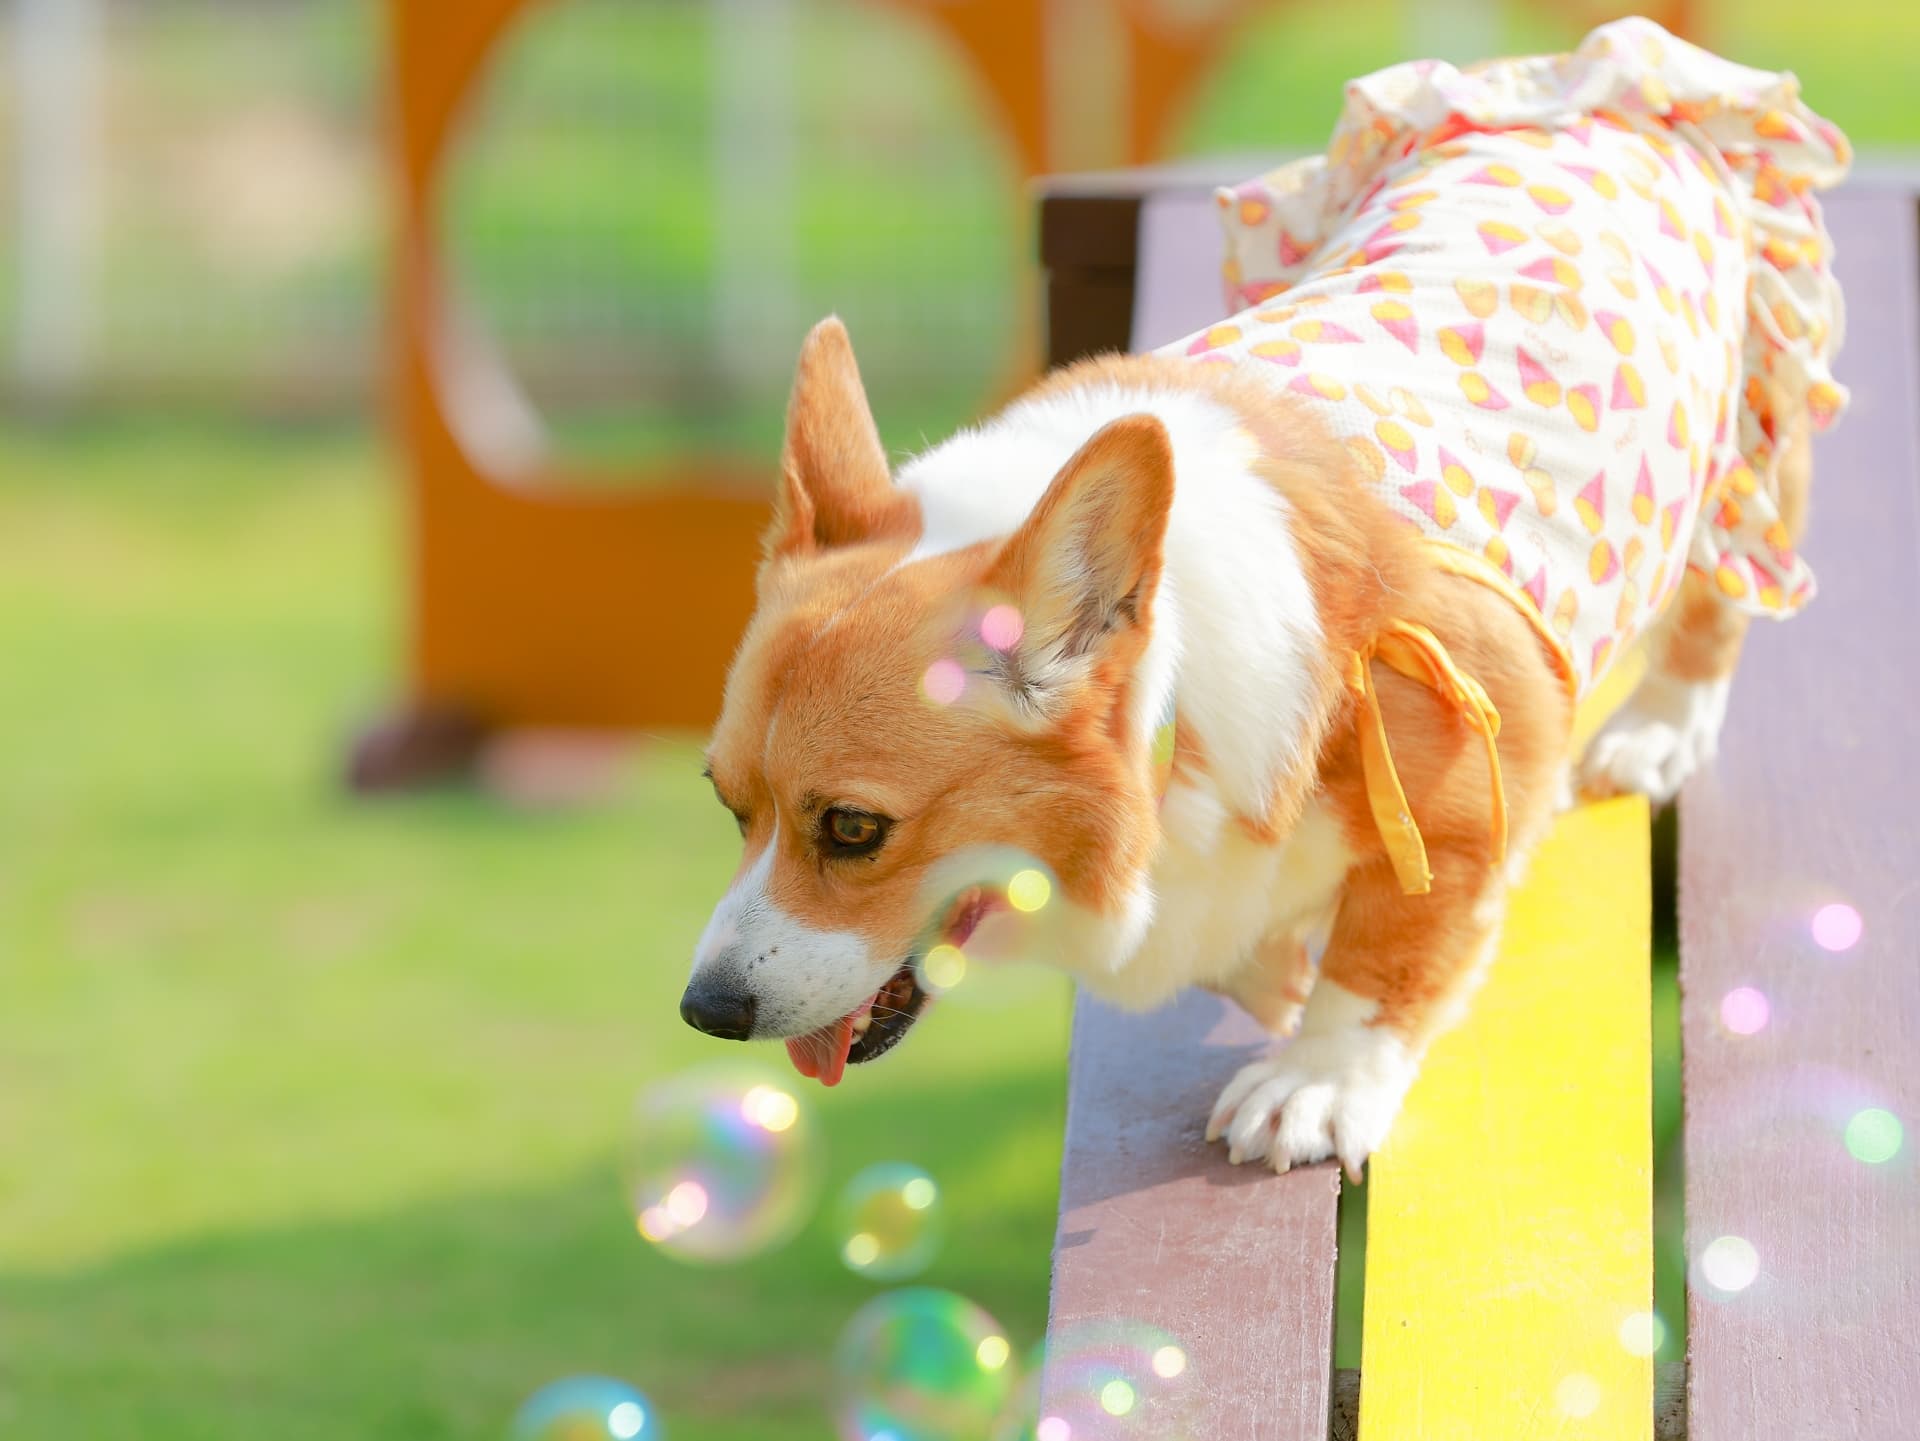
[1045,991,1340,1441]
[1677,185,1920,1439]
[1362,797,1655,1441]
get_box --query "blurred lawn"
[0,423,1073,1440]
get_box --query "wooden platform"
[1038,174,1920,1437]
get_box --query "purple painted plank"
[1132,190,1235,352]
[1679,185,1920,1437]
[1044,991,1340,1440]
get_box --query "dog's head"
[682,319,1175,1084]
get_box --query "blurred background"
[2,1,1913,1437]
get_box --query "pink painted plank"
[1678,184,1920,1437]
[1044,991,1340,1439]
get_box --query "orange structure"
[351,0,1697,787]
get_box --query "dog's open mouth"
[781,885,999,1087]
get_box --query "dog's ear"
[766,317,911,559]
[985,413,1175,704]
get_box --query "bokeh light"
[980,605,1025,652]
[1617,1311,1667,1357]
[511,1376,661,1440]
[1006,870,1051,913]
[1810,902,1863,953]
[1003,1320,1190,1438]
[1555,1373,1602,1419]
[836,1163,947,1281]
[833,1288,1018,1441]
[1719,986,1770,1036]
[626,1063,821,1263]
[917,943,968,994]
[1845,1107,1903,1164]
[923,659,967,706]
[1699,1235,1760,1295]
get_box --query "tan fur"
[708,344,1181,974]
[1026,354,1573,1045]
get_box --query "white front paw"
[1205,1027,1415,1180]
[1580,672,1730,804]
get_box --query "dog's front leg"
[1206,847,1502,1180]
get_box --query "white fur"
[1579,670,1731,803]
[687,828,891,1037]
[1205,981,1418,1177]
[1081,798,1353,1012]
[897,381,1325,825]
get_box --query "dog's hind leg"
[1580,381,1814,804]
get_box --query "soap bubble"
[837,1162,946,1280]
[626,1062,821,1263]
[833,1288,1017,1441]
[511,1376,661,1440]
[1001,1321,1191,1438]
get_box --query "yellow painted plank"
[1360,797,1653,1441]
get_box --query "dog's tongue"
[786,1009,859,1087]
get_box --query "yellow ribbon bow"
[1345,619,1509,896]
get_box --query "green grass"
[0,422,1073,1439]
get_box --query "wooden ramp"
[1362,797,1653,1440]
[1038,171,1919,1439]
[1046,798,1654,1437]
[1676,184,1920,1439]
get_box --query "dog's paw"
[1205,1027,1415,1181]
[1579,672,1730,804]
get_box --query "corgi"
[680,19,1846,1177]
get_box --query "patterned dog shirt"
[1165,16,1850,699]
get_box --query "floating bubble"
[1617,1310,1667,1357]
[836,1162,946,1280]
[511,1376,661,1440]
[1698,1234,1759,1295]
[833,1288,1017,1441]
[1719,986,1769,1036]
[1810,902,1862,953]
[980,605,1025,652]
[923,659,967,706]
[1001,1321,1190,1438]
[626,1062,821,1263]
[1555,1372,1602,1419]
[1006,870,1052,914]
[1845,1107,1902,1164]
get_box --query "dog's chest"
[1095,789,1354,1012]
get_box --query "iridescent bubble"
[1617,1310,1667,1357]
[1810,902,1862,953]
[980,605,1025,652]
[1845,1107,1902,1164]
[834,1288,1017,1441]
[1719,986,1769,1036]
[511,1377,662,1440]
[626,1063,821,1263]
[836,1163,946,1280]
[1698,1234,1759,1295]
[1005,1321,1190,1438]
[923,659,967,706]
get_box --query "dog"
[679,17,1848,1177]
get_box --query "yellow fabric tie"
[1346,619,1509,896]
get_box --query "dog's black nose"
[679,983,756,1041]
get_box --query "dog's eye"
[821,808,887,856]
